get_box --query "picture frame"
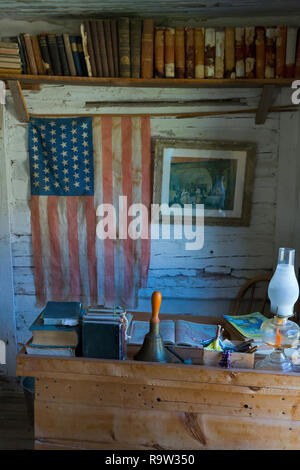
[153,138,256,226]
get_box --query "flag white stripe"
[38,196,51,299]
[57,196,70,299]
[77,197,91,304]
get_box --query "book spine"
[130,18,142,78]
[225,27,235,78]
[275,26,287,78]
[80,23,93,77]
[185,27,195,78]
[17,36,27,74]
[286,26,298,78]
[175,27,185,78]
[56,34,70,76]
[118,17,131,78]
[76,37,88,76]
[0,67,22,73]
[111,19,119,77]
[295,30,300,78]
[205,28,215,78]
[245,26,255,78]
[194,27,204,78]
[215,27,225,78]
[23,33,38,75]
[141,19,154,79]
[63,34,77,76]
[38,34,53,75]
[235,27,245,78]
[47,33,62,76]
[97,20,109,77]
[31,34,46,75]
[265,27,276,79]
[90,20,103,77]
[69,36,83,76]
[19,34,31,74]
[255,27,265,79]
[154,27,165,78]
[104,19,115,77]
[164,27,175,78]
[83,21,97,77]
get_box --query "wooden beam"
[7,80,29,123]
[255,84,276,124]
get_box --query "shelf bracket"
[255,84,276,125]
[7,80,29,123]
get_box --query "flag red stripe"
[101,117,115,304]
[47,196,63,299]
[66,196,81,300]
[30,196,45,306]
[122,117,134,303]
[85,196,98,304]
[140,116,151,287]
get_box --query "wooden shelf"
[0,74,295,88]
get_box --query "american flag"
[29,116,151,308]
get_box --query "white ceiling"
[0,0,300,19]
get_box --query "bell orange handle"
[151,291,162,324]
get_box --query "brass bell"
[134,291,172,363]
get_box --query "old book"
[77,37,88,76]
[175,27,185,78]
[23,33,38,75]
[80,23,93,77]
[205,28,215,78]
[0,41,18,49]
[185,27,195,78]
[30,34,46,75]
[42,301,83,326]
[82,21,96,77]
[0,55,21,63]
[245,26,255,78]
[47,33,62,76]
[225,27,235,78]
[255,27,265,79]
[19,34,31,74]
[285,26,298,78]
[295,31,300,78]
[141,19,154,78]
[111,19,119,77]
[275,26,287,78]
[130,18,142,78]
[25,343,76,357]
[154,27,164,78]
[0,46,19,55]
[215,27,225,78]
[194,27,204,78]
[29,313,80,347]
[56,34,70,76]
[165,27,175,78]
[69,36,83,76]
[1,36,27,74]
[63,34,77,76]
[0,67,22,73]
[265,27,276,79]
[118,17,131,78]
[0,61,21,68]
[38,34,53,75]
[90,20,103,76]
[235,27,245,78]
[223,313,267,340]
[104,19,115,77]
[97,20,109,77]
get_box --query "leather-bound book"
[235,27,245,78]
[56,34,70,76]
[255,27,265,79]
[141,19,154,78]
[77,37,88,76]
[69,36,83,76]
[225,27,235,78]
[185,27,195,78]
[295,31,300,78]
[164,27,175,78]
[285,26,298,78]
[81,22,95,77]
[111,19,119,77]
[17,36,27,74]
[38,34,53,75]
[63,34,77,76]
[31,35,46,75]
[215,27,225,78]
[47,33,62,76]
[265,27,276,78]
[104,19,115,77]
[275,26,287,78]
[245,26,255,78]
[205,28,215,78]
[194,27,204,78]
[154,27,165,78]
[97,20,109,77]
[23,33,38,75]
[131,18,142,78]
[175,27,185,78]
[90,20,103,76]
[118,17,131,78]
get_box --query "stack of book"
[0,41,22,74]
[26,301,83,357]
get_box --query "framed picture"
[153,139,256,226]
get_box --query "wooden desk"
[16,313,300,450]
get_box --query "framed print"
[153,139,256,226]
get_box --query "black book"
[47,33,62,76]
[38,34,53,75]
[76,36,88,76]
[56,34,70,76]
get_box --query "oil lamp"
[255,248,300,371]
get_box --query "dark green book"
[29,312,81,347]
[118,17,130,77]
[56,34,70,76]
[130,18,142,78]
[38,34,53,75]
[47,33,62,75]
[42,301,83,326]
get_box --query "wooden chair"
[231,275,272,316]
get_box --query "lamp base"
[255,349,293,371]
